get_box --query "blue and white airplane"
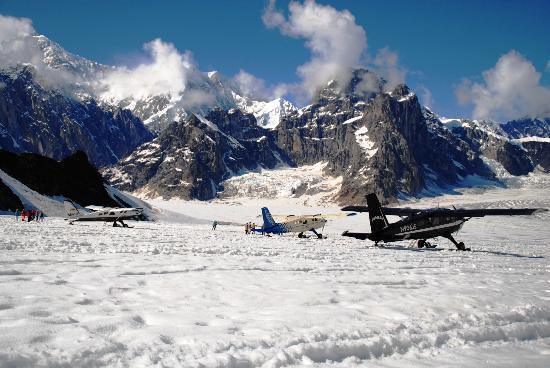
[255,207,328,238]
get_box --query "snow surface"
[1,179,550,367]
[397,92,416,102]
[354,126,378,158]
[342,115,363,125]
[215,162,342,204]
[234,95,297,129]
[515,137,550,143]
[0,169,66,217]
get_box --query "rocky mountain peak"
[391,84,411,98]
[315,68,383,104]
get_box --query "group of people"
[211,221,258,234]
[14,208,44,222]
[244,222,256,235]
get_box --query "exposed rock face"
[0,66,153,167]
[273,70,493,203]
[502,118,550,138]
[443,118,550,175]
[501,117,550,172]
[521,141,550,171]
[103,109,289,200]
[0,149,117,207]
[448,120,533,176]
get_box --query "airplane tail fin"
[366,193,389,233]
[261,207,277,227]
[64,200,81,218]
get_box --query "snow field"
[1,189,550,368]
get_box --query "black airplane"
[341,193,547,251]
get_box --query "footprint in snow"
[29,310,51,317]
[75,298,94,305]
[0,303,14,311]
[131,315,146,326]
[159,334,174,345]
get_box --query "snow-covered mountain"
[104,69,545,204]
[0,33,299,168]
[31,34,297,133]
[102,109,290,200]
[271,71,497,203]
[1,32,549,204]
[107,70,297,133]
[432,114,550,175]
[233,95,297,129]
[0,65,153,167]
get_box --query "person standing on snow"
[212,220,218,230]
[14,209,19,220]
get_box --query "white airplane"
[254,207,352,239]
[64,200,143,227]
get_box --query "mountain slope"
[0,66,153,167]
[273,70,495,203]
[103,109,290,199]
[107,69,547,204]
[1,33,297,168]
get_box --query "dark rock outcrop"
[522,141,550,172]
[502,118,550,138]
[0,149,117,207]
[450,121,534,176]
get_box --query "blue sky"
[1,0,549,118]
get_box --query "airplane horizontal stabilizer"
[341,231,370,240]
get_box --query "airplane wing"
[341,206,421,216]
[268,213,356,221]
[436,208,548,217]
[341,206,547,217]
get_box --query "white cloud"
[180,89,215,109]
[232,69,292,101]
[456,50,550,121]
[372,47,406,92]
[0,14,76,88]
[262,0,367,98]
[232,69,271,100]
[417,85,433,108]
[99,39,193,102]
[0,14,37,65]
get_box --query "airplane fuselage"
[261,216,327,235]
[68,208,142,223]
[366,211,466,242]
